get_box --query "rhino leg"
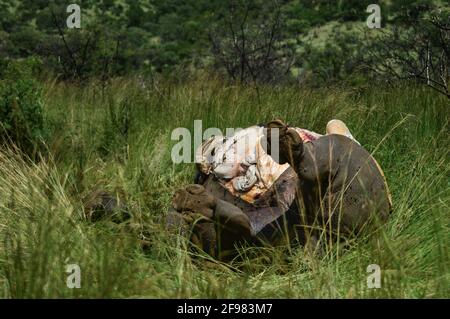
[168,184,256,259]
[83,190,129,223]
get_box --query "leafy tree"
[366,4,450,99]
[209,0,296,84]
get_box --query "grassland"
[0,76,448,298]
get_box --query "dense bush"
[0,58,45,155]
[0,1,447,87]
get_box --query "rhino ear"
[261,126,287,164]
[286,128,304,153]
[265,119,287,129]
[262,120,286,163]
[261,125,304,165]
[284,128,304,165]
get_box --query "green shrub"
[0,58,45,155]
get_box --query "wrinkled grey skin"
[275,132,391,237]
[264,120,391,237]
[167,120,392,260]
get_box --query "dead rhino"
[167,119,392,260]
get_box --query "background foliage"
[0,0,448,87]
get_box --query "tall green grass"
[0,77,448,298]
